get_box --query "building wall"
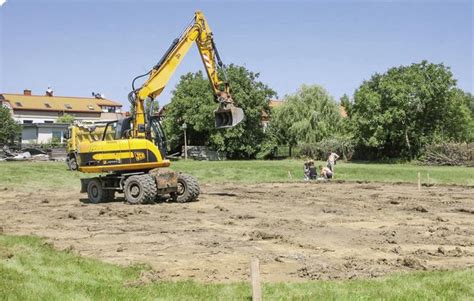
[13,110,102,123]
[14,110,58,123]
[100,112,124,121]
[37,127,54,144]
[21,125,68,144]
[13,110,112,123]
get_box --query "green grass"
[0,160,472,191]
[0,162,472,299]
[1,234,472,300]
[175,160,474,185]
[0,161,87,190]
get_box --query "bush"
[299,137,354,161]
[0,106,21,145]
[419,142,473,166]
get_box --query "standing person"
[327,150,340,172]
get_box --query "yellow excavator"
[77,11,244,204]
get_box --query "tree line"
[1,60,471,162]
[162,60,473,161]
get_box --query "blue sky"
[1,0,472,110]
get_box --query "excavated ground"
[1,181,473,282]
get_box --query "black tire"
[123,174,157,204]
[67,155,78,171]
[173,173,200,203]
[87,178,105,204]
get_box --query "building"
[0,89,124,144]
[20,123,71,145]
[262,99,284,130]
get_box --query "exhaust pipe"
[214,104,244,128]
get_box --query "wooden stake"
[417,172,421,191]
[251,258,262,301]
[287,170,293,180]
[427,172,430,185]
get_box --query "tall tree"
[0,106,21,145]
[350,60,472,159]
[340,94,352,118]
[269,84,342,151]
[163,65,276,159]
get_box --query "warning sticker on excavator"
[133,151,146,162]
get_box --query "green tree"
[146,99,160,114]
[163,65,276,159]
[340,94,352,118]
[450,89,474,142]
[56,113,75,124]
[350,61,472,159]
[269,84,342,153]
[0,106,21,145]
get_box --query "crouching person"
[303,161,311,180]
[319,165,333,179]
[304,160,318,180]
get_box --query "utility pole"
[182,122,188,160]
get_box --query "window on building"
[44,120,54,124]
[65,104,72,109]
[52,131,62,143]
[101,106,116,113]
[44,103,51,108]
[15,102,23,107]
[23,120,33,124]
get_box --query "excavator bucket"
[214,105,244,128]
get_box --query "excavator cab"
[115,117,133,139]
[150,116,167,158]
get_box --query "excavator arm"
[130,11,244,138]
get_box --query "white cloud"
[0,0,6,7]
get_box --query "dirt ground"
[1,181,473,282]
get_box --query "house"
[20,123,70,144]
[0,89,124,144]
[262,99,284,130]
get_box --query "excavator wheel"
[67,155,78,171]
[171,173,200,203]
[123,174,157,204]
[87,178,107,204]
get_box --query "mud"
[0,181,473,282]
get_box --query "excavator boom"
[131,11,244,138]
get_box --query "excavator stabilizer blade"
[214,105,244,128]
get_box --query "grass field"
[0,160,472,191]
[175,160,474,186]
[1,160,473,300]
[1,235,472,300]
